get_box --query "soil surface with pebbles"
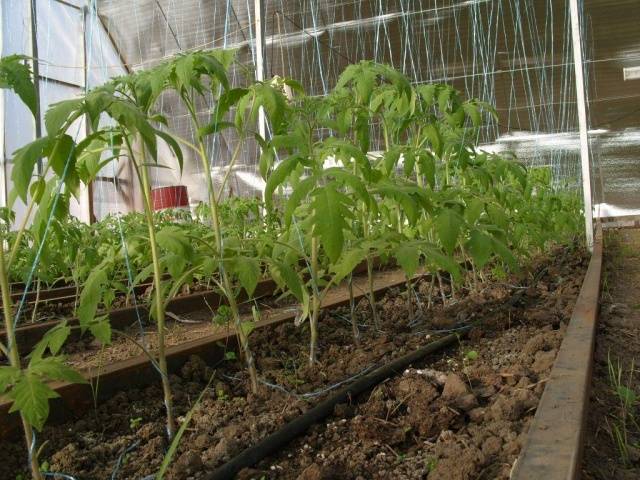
[1,243,588,480]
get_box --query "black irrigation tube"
[205,326,472,480]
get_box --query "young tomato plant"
[46,77,185,440]
[0,54,90,480]
[158,50,268,392]
[262,87,383,364]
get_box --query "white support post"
[254,0,267,203]
[254,0,266,141]
[78,4,92,224]
[569,0,594,250]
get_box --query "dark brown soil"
[583,229,640,480]
[0,244,588,480]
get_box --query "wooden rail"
[511,227,603,479]
[0,268,419,439]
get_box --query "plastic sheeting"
[2,0,640,221]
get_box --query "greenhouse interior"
[0,0,639,478]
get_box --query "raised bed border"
[0,268,420,439]
[1,278,278,356]
[511,226,603,480]
[1,258,396,355]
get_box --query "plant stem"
[30,279,41,324]
[366,255,379,329]
[347,273,360,346]
[436,271,447,305]
[0,243,43,480]
[195,137,258,392]
[361,213,380,329]
[7,195,37,269]
[396,207,414,320]
[133,140,176,440]
[309,236,320,365]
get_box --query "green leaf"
[214,87,248,123]
[435,210,463,255]
[239,320,256,338]
[438,85,453,112]
[424,124,443,158]
[165,253,187,279]
[422,245,462,282]
[8,373,59,431]
[417,84,437,108]
[466,230,492,268]
[269,260,304,302]
[617,385,637,405]
[29,177,46,203]
[462,102,481,127]
[464,197,485,224]
[174,54,195,91]
[231,256,260,296]
[31,322,71,358]
[264,155,303,210]
[89,316,112,345]
[201,257,217,276]
[284,175,316,227]
[157,226,194,260]
[155,129,183,173]
[491,237,518,270]
[283,77,304,94]
[48,134,80,198]
[0,366,20,394]
[0,54,37,117]
[45,98,82,136]
[417,150,436,188]
[29,356,87,385]
[333,248,368,284]
[77,268,108,331]
[11,137,50,202]
[310,183,354,264]
[84,90,114,130]
[394,243,421,278]
[445,108,465,128]
[465,350,479,361]
[328,168,373,206]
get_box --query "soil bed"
[60,267,401,370]
[0,244,588,479]
[583,229,640,480]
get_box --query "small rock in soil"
[531,349,557,373]
[442,373,470,399]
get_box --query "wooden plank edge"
[511,227,603,480]
[0,270,416,439]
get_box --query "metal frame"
[569,0,594,250]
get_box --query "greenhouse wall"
[2,0,640,224]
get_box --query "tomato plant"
[0,54,91,480]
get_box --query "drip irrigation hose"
[205,326,471,480]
